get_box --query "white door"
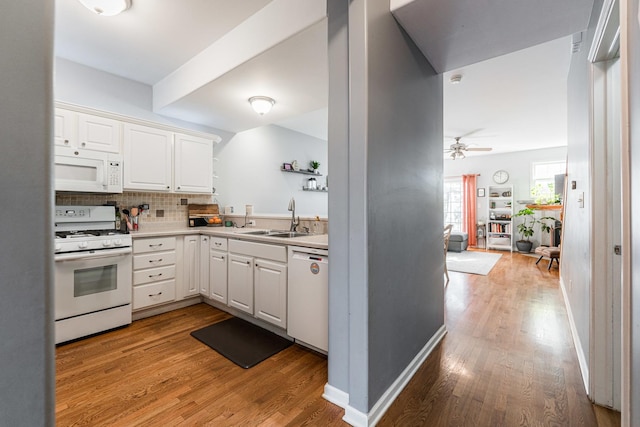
[78,113,121,153]
[228,253,253,314]
[591,57,622,410]
[174,133,213,193]
[209,249,228,304]
[254,259,287,328]
[182,235,199,297]
[199,236,210,295]
[123,123,173,191]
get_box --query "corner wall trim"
[341,324,448,427]
[559,277,590,394]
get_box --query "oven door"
[54,247,132,320]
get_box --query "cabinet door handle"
[246,261,251,265]
[221,256,225,260]
[149,273,163,278]
[64,139,69,144]
[166,186,170,189]
[149,258,163,263]
[81,142,86,147]
[149,243,163,248]
[149,291,163,297]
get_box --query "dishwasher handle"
[291,252,328,263]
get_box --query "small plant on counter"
[309,160,320,173]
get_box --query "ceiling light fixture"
[449,74,462,84]
[78,0,131,16]
[248,96,275,115]
[450,150,465,160]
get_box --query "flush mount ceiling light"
[248,96,275,115]
[449,74,463,84]
[78,0,131,16]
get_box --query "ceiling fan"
[444,136,492,159]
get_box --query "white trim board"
[560,277,590,394]
[329,325,447,427]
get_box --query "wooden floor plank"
[56,251,620,426]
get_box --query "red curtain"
[461,174,477,246]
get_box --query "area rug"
[446,251,502,275]
[191,317,292,369]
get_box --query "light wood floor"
[56,251,620,426]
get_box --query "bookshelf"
[487,185,513,251]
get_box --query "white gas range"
[54,206,132,344]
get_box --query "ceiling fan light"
[249,96,275,115]
[78,0,131,16]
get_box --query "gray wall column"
[327,0,445,414]
[0,2,55,425]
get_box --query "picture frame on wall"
[477,188,486,197]
[283,163,292,170]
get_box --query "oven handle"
[55,247,132,262]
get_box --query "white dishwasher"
[287,245,329,353]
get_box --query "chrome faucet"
[288,197,299,231]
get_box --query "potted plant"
[513,208,556,253]
[309,160,320,174]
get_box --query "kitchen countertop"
[129,225,328,250]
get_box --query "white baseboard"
[329,324,447,427]
[559,277,590,394]
[323,383,350,408]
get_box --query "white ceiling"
[54,0,593,151]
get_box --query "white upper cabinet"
[54,108,121,153]
[77,113,121,153]
[53,108,74,148]
[123,123,173,192]
[174,133,213,194]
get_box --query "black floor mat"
[190,317,293,369]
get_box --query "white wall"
[54,58,234,140]
[215,125,328,217]
[444,146,566,246]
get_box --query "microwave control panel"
[108,161,121,187]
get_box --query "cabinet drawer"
[133,279,176,310]
[210,236,228,251]
[133,237,176,254]
[133,265,176,286]
[133,251,176,270]
[228,239,286,262]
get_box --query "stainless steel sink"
[268,231,310,238]
[239,230,272,235]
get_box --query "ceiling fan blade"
[465,147,492,151]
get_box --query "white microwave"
[54,147,123,193]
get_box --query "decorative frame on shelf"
[282,163,292,170]
[477,188,485,197]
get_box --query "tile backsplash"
[55,192,214,223]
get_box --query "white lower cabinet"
[227,239,287,328]
[228,253,254,314]
[254,259,287,328]
[182,235,200,298]
[132,236,177,310]
[210,249,228,303]
[199,236,210,295]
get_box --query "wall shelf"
[303,187,328,192]
[281,167,322,176]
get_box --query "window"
[531,161,565,203]
[444,177,462,231]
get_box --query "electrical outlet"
[180,198,188,205]
[156,210,164,218]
